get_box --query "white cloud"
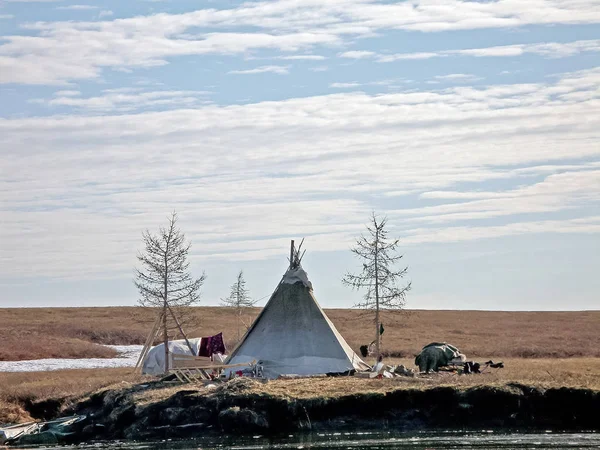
[402,217,600,245]
[0,15,15,19]
[330,82,360,88]
[377,52,440,62]
[2,1,600,84]
[1,67,599,278]
[98,10,113,18]
[330,79,402,89]
[56,5,98,10]
[338,50,375,59]
[406,169,600,224]
[376,39,600,62]
[434,73,483,83]
[278,54,325,60]
[435,74,473,80]
[36,89,212,112]
[54,89,81,96]
[228,65,290,75]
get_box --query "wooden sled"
[169,354,255,383]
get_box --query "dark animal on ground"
[485,360,504,368]
[463,361,481,374]
[415,342,463,373]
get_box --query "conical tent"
[225,265,370,378]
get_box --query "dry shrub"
[0,368,146,423]
[0,400,32,424]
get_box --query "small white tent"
[225,264,370,378]
[141,338,201,375]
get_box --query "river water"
[17,431,600,449]
[0,345,143,372]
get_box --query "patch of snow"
[282,266,313,290]
[0,345,143,372]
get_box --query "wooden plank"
[172,359,256,370]
[180,370,193,383]
[172,370,187,383]
[134,311,163,371]
[169,360,256,383]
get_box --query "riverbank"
[61,376,600,443]
[2,359,599,445]
[2,357,599,425]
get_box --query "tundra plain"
[1,307,598,361]
[1,307,598,424]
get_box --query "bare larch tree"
[221,270,256,341]
[134,212,205,373]
[342,212,411,358]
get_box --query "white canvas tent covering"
[225,265,370,378]
[142,337,201,375]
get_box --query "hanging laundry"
[198,332,226,357]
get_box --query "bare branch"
[221,270,256,341]
[133,211,204,317]
[342,212,411,357]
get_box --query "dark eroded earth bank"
[51,378,600,444]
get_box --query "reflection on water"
[19,431,600,449]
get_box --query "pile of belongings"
[0,415,86,446]
[366,358,416,379]
[231,360,263,378]
[414,342,466,373]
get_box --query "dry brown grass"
[330,309,600,359]
[1,358,598,425]
[1,307,598,361]
[0,368,147,424]
[127,358,600,404]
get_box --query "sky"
[0,0,599,311]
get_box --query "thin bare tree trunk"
[342,213,410,360]
[374,224,380,358]
[163,298,169,373]
[163,240,169,374]
[134,212,205,375]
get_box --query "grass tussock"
[1,307,598,361]
[0,368,146,423]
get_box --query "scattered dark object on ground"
[463,361,481,374]
[485,360,505,369]
[327,370,356,377]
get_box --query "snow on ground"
[0,345,144,372]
